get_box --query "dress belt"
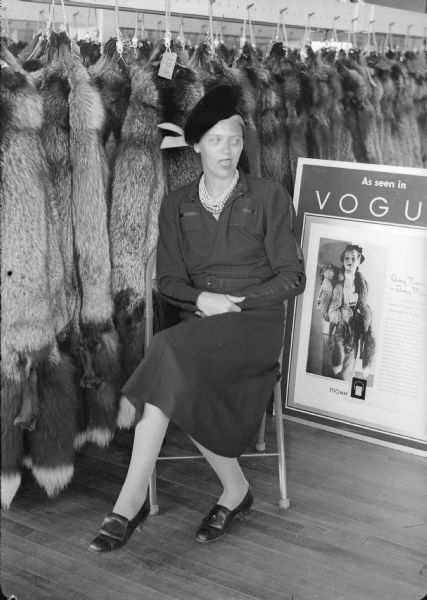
[191,275,261,290]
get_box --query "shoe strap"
[99,512,129,540]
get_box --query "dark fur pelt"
[77,324,122,446]
[1,377,24,509]
[189,42,261,177]
[236,42,286,185]
[109,62,166,383]
[1,36,27,57]
[18,32,48,65]
[78,39,101,68]
[151,40,203,191]
[88,37,132,147]
[25,348,78,496]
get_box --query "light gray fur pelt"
[109,65,165,380]
[68,59,114,326]
[110,65,165,309]
[0,53,76,507]
[36,65,81,335]
[67,52,121,445]
[328,64,356,163]
[393,62,423,168]
[1,63,57,376]
[307,53,333,161]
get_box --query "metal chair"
[144,248,290,514]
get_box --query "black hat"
[340,244,365,263]
[184,85,244,145]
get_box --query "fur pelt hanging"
[264,43,309,193]
[304,48,331,161]
[189,42,261,178]
[64,37,121,447]
[1,50,78,508]
[151,40,203,191]
[283,52,311,188]
[88,37,132,148]
[110,61,166,391]
[263,42,292,192]
[392,60,423,168]
[34,63,80,335]
[348,56,382,164]
[23,32,121,449]
[78,39,101,68]
[408,52,427,168]
[320,49,356,163]
[235,42,286,186]
[32,58,87,444]
[336,53,379,164]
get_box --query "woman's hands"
[196,291,245,317]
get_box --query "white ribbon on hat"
[157,122,189,149]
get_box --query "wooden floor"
[1,419,427,600]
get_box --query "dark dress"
[121,171,305,457]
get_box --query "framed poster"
[285,159,427,452]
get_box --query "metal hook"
[332,15,340,43]
[303,12,315,49]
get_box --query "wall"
[3,0,427,49]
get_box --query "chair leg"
[255,413,266,452]
[273,381,290,509]
[149,467,159,515]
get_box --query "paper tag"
[158,52,177,79]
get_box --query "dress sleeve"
[156,195,201,311]
[237,185,306,309]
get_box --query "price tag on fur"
[158,52,177,79]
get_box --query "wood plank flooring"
[1,419,426,600]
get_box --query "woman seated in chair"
[89,85,306,553]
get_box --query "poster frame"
[283,158,427,454]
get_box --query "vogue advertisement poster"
[286,159,427,451]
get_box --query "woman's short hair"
[340,244,365,263]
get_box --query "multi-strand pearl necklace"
[198,170,240,214]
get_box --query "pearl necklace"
[199,170,239,214]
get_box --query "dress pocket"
[229,197,258,229]
[179,203,204,231]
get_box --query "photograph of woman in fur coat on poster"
[306,240,385,385]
